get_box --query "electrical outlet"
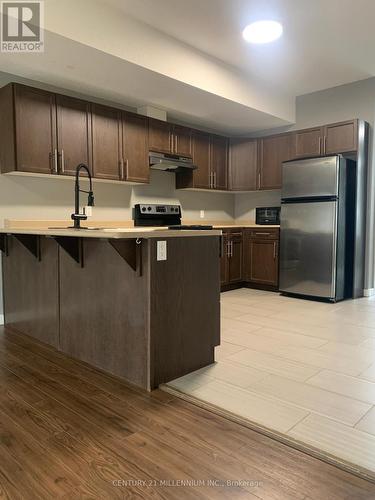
[200,210,205,219]
[157,241,167,261]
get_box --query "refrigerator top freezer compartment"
[281,155,341,201]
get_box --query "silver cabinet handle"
[318,136,322,154]
[174,134,178,153]
[209,171,212,189]
[60,149,65,173]
[323,135,327,153]
[119,158,124,180]
[258,171,261,189]
[230,240,234,257]
[273,242,276,259]
[255,232,271,236]
[226,240,230,258]
[54,149,58,174]
[213,171,217,189]
[125,158,129,179]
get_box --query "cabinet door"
[228,233,243,283]
[14,85,57,174]
[148,118,172,153]
[211,134,228,190]
[91,103,122,181]
[324,120,358,154]
[56,95,91,176]
[123,112,149,183]
[259,134,293,190]
[192,131,211,189]
[229,139,258,191]
[173,125,192,156]
[247,239,279,286]
[293,127,323,159]
[220,234,229,285]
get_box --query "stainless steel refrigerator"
[279,155,355,302]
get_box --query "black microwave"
[256,207,280,225]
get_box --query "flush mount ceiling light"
[242,20,283,44]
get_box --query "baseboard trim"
[0,314,4,325]
[364,288,375,297]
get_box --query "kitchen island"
[0,225,221,390]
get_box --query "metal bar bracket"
[14,234,41,260]
[108,238,143,276]
[54,236,84,267]
[0,234,8,256]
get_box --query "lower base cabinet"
[221,227,279,290]
[243,229,279,287]
[221,230,243,286]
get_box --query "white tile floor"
[165,288,375,476]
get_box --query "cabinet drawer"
[247,229,279,240]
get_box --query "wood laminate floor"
[166,289,375,480]
[0,327,375,498]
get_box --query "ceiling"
[1,0,373,134]
[105,0,375,96]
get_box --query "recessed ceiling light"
[242,20,283,44]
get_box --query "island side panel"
[149,236,220,388]
[59,239,150,389]
[2,235,59,347]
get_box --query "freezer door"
[282,156,339,199]
[279,201,338,299]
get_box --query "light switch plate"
[200,210,205,219]
[84,206,92,217]
[157,240,167,261]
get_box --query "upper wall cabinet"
[293,120,358,159]
[210,134,228,190]
[122,112,149,183]
[191,130,211,189]
[1,84,57,174]
[173,125,192,157]
[229,138,258,191]
[148,118,192,157]
[259,133,293,190]
[324,120,358,154]
[148,118,171,153]
[176,131,228,190]
[0,83,150,184]
[56,95,92,176]
[91,103,122,181]
[293,127,323,158]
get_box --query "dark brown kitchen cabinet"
[259,133,293,190]
[293,127,323,159]
[210,134,228,190]
[221,230,243,285]
[11,84,57,174]
[173,125,192,156]
[91,103,122,181]
[229,138,258,191]
[148,118,172,153]
[191,130,211,188]
[324,120,358,154]
[122,112,149,183]
[292,120,359,159]
[243,229,279,287]
[56,95,92,176]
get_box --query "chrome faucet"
[71,163,95,229]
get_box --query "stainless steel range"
[134,204,213,230]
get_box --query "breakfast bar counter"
[0,224,221,390]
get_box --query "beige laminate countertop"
[0,226,222,239]
[212,224,280,229]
